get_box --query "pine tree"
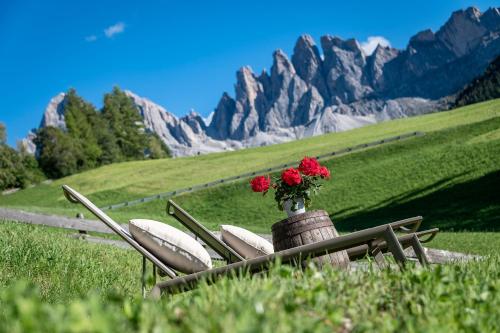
[147,133,171,159]
[101,87,148,160]
[64,89,102,169]
[93,115,122,165]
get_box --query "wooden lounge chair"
[62,185,425,298]
[166,200,437,266]
[149,223,410,297]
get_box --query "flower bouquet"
[250,157,331,217]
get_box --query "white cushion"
[220,225,274,259]
[129,219,212,274]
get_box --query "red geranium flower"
[319,166,331,179]
[298,157,321,176]
[250,175,271,192]
[281,168,302,186]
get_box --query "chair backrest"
[166,200,244,263]
[62,185,177,278]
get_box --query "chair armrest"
[416,228,439,243]
[390,216,423,234]
[63,186,80,204]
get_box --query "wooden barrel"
[271,210,350,268]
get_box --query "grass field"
[0,221,499,332]
[119,115,500,234]
[15,100,493,234]
[0,99,499,223]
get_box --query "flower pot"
[283,198,305,217]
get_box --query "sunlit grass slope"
[164,115,500,233]
[0,99,499,227]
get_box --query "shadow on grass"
[334,170,500,232]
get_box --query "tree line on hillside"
[0,87,170,191]
[0,123,45,191]
[455,55,500,107]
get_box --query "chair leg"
[383,226,407,269]
[368,240,387,269]
[142,256,147,298]
[410,235,429,266]
[153,263,157,285]
[368,242,387,269]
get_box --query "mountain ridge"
[23,6,500,157]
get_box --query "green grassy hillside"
[1,99,499,235]
[166,116,500,233]
[0,100,499,218]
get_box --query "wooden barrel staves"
[271,210,350,269]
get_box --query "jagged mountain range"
[24,7,500,157]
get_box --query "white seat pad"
[220,225,274,259]
[129,219,212,274]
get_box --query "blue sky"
[0,0,498,147]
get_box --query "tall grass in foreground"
[1,257,499,332]
[0,221,499,332]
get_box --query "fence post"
[76,213,87,235]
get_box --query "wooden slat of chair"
[167,200,244,263]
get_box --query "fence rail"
[0,207,122,234]
[101,131,425,211]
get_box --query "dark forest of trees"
[456,55,500,107]
[0,87,170,190]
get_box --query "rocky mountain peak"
[410,29,436,43]
[465,6,482,19]
[345,38,363,54]
[295,34,316,49]
[320,35,341,48]
[291,34,329,100]
[235,66,264,105]
[481,7,500,31]
[292,35,321,70]
[321,35,363,55]
[180,110,207,135]
[365,45,399,90]
[321,35,368,103]
[436,6,488,57]
[207,92,236,140]
[40,92,67,129]
[272,49,296,75]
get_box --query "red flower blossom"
[298,157,321,176]
[319,166,331,179]
[250,175,271,192]
[281,168,302,186]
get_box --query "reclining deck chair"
[166,200,438,267]
[62,185,432,298]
